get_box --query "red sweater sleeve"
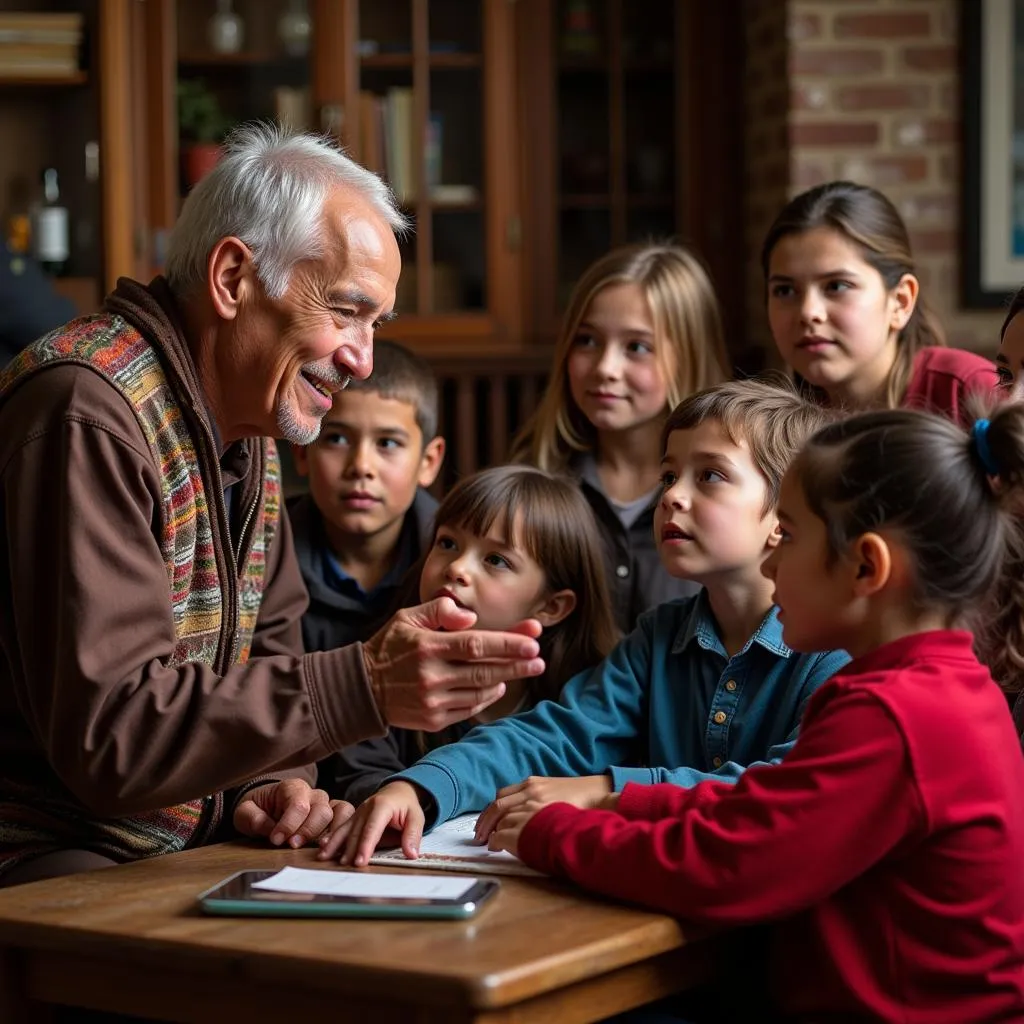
[616,777,724,821]
[518,688,924,926]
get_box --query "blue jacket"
[396,593,851,825]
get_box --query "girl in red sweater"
[491,401,1024,1023]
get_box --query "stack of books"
[0,12,83,79]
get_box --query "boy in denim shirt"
[322,380,851,864]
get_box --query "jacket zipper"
[227,444,264,665]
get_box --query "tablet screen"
[197,870,500,918]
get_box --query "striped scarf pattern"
[0,313,280,869]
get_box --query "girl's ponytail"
[971,402,1024,697]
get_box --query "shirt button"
[712,756,723,768]
[616,565,629,578]
[713,711,727,725]
[725,679,737,692]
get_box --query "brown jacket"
[0,278,385,864]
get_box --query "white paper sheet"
[251,866,476,899]
[369,814,543,877]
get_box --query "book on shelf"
[273,87,311,131]
[358,91,384,175]
[385,87,416,203]
[357,87,417,203]
[0,12,82,47]
[0,13,82,77]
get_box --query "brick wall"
[744,0,791,370]
[745,0,1005,363]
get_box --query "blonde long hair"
[512,243,730,472]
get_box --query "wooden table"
[0,841,717,1023]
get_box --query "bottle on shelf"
[207,0,244,55]
[32,167,69,277]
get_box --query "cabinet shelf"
[624,59,672,73]
[560,193,675,210]
[0,71,86,86]
[558,57,607,73]
[360,53,481,69]
[430,198,483,211]
[177,50,304,68]
[628,194,675,209]
[560,194,610,209]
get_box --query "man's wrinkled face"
[229,191,401,444]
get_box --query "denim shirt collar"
[672,589,791,659]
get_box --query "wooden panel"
[412,0,432,314]
[482,0,522,342]
[313,0,356,142]
[677,0,747,367]
[607,0,625,246]
[455,372,478,476]
[142,0,177,265]
[488,373,509,465]
[98,0,136,289]
[515,0,556,341]
[52,275,100,315]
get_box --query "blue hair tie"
[972,418,1000,476]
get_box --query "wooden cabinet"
[0,0,142,312]
[132,0,743,358]
[137,0,523,352]
[517,0,745,354]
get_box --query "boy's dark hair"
[760,180,946,410]
[346,340,439,442]
[661,377,836,515]
[797,399,1024,696]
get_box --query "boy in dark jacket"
[288,339,445,653]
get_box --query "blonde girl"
[763,180,997,422]
[322,465,619,808]
[512,242,730,631]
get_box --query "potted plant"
[177,79,230,187]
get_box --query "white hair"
[165,122,409,299]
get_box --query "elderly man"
[0,125,543,884]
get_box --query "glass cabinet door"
[554,0,678,307]
[522,0,682,336]
[147,0,520,347]
[347,0,519,344]
[175,0,316,205]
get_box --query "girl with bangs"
[512,242,731,632]
[324,465,619,806]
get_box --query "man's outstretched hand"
[363,596,545,731]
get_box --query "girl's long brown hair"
[762,181,946,409]
[409,466,620,751]
[511,242,729,472]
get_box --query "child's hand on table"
[317,780,427,866]
[487,785,623,858]
[474,775,613,843]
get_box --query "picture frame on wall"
[963,0,1024,307]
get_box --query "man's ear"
[208,237,256,321]
[889,273,919,332]
[850,532,893,597]
[292,443,310,477]
[417,436,445,489]
[533,589,577,628]
[764,514,783,551]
